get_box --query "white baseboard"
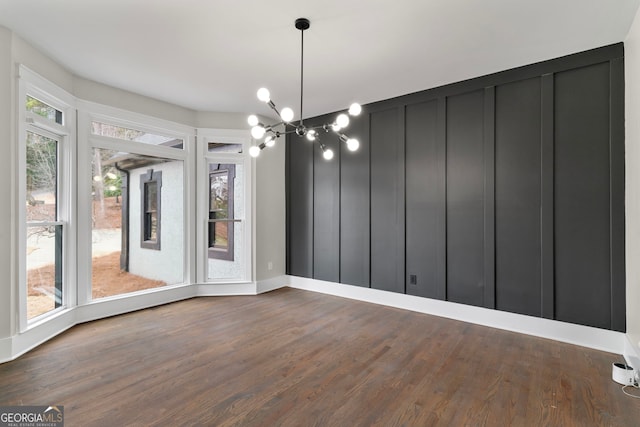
[1,275,629,364]
[0,336,12,363]
[288,275,625,354]
[75,284,195,324]
[1,309,76,364]
[256,275,288,294]
[196,282,257,296]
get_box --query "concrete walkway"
[27,228,120,269]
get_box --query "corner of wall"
[0,26,15,341]
[625,334,640,370]
[256,275,288,294]
[625,3,640,360]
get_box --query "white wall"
[129,161,184,284]
[11,34,74,96]
[254,135,286,281]
[196,111,252,130]
[0,27,14,341]
[625,9,640,361]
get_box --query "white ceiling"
[0,0,638,118]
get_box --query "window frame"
[196,129,252,284]
[18,66,77,331]
[76,100,194,304]
[208,164,235,261]
[140,169,162,250]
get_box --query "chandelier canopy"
[248,18,361,160]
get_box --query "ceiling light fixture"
[248,18,361,160]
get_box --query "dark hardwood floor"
[0,287,638,426]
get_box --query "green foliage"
[103,172,122,197]
[26,96,58,121]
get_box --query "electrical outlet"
[267,261,273,271]
[409,275,417,285]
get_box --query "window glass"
[26,132,57,222]
[208,165,234,261]
[208,163,244,280]
[91,121,183,149]
[208,142,243,153]
[26,225,63,319]
[25,131,62,319]
[26,95,63,125]
[91,148,184,300]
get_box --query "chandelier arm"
[280,129,301,136]
[267,102,281,117]
[308,123,333,132]
[265,121,287,130]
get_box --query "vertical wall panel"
[540,74,555,319]
[494,78,542,316]
[340,113,370,287]
[370,108,405,293]
[483,87,496,309]
[313,136,340,282]
[446,90,485,307]
[610,57,626,332]
[405,100,443,298]
[286,134,314,277]
[554,62,611,329]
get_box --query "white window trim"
[17,65,77,332]
[196,128,253,284]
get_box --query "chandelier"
[248,18,361,160]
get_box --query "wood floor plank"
[0,288,638,426]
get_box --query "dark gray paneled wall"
[554,63,613,329]
[286,43,625,332]
[445,90,486,307]
[495,77,542,317]
[370,108,405,293]
[286,127,313,277]
[339,109,370,287]
[405,100,445,299]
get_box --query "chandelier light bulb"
[251,125,266,139]
[306,130,316,141]
[265,135,276,147]
[347,138,360,152]
[349,103,362,116]
[323,148,334,160]
[257,88,271,103]
[331,123,342,132]
[336,114,350,128]
[249,145,261,157]
[280,107,294,123]
[248,114,259,126]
